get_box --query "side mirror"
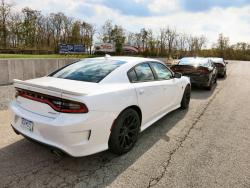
[174,72,182,78]
[225,61,228,64]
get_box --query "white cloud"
[134,0,146,3]
[12,0,250,46]
[147,0,180,14]
[14,0,81,15]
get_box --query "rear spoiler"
[13,79,86,96]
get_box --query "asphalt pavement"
[0,60,249,188]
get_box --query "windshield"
[179,58,209,67]
[50,59,126,83]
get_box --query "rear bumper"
[10,101,118,157]
[184,74,211,87]
[11,124,70,155]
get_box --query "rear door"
[128,63,166,127]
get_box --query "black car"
[209,57,227,78]
[171,57,218,90]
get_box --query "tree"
[21,7,41,48]
[126,32,135,46]
[100,20,113,43]
[217,33,229,57]
[176,33,188,58]
[49,12,65,50]
[0,0,12,48]
[140,28,148,52]
[81,21,95,54]
[159,28,166,56]
[146,29,157,56]
[61,15,73,44]
[165,27,178,58]
[8,12,22,47]
[134,32,142,51]
[71,21,81,44]
[111,25,125,54]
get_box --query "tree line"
[0,0,249,60]
[0,0,95,53]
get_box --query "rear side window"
[50,59,126,83]
[134,63,154,82]
[150,62,173,80]
[128,69,137,82]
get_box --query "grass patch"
[0,54,97,59]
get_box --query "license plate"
[21,118,34,132]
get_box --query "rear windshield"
[50,59,126,83]
[210,58,224,64]
[179,58,209,67]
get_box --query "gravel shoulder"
[0,85,14,111]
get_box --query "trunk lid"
[171,65,209,76]
[14,77,97,118]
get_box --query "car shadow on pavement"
[190,84,217,100]
[0,108,188,187]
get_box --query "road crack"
[147,85,224,187]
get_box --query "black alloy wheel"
[109,109,140,155]
[181,85,191,109]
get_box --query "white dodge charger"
[10,56,191,157]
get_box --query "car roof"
[209,57,224,62]
[84,56,161,64]
[181,57,206,60]
[82,56,164,84]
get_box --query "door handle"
[139,89,144,95]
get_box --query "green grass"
[0,54,97,59]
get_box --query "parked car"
[209,57,227,78]
[10,56,191,157]
[171,57,218,90]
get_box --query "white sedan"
[10,56,191,157]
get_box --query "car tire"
[109,108,140,155]
[181,85,191,109]
[214,76,217,84]
[206,79,213,90]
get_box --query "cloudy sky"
[14,0,250,46]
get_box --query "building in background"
[94,43,116,54]
[122,45,139,54]
[94,43,139,55]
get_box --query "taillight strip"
[16,88,88,113]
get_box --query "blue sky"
[82,0,250,16]
[181,0,250,12]
[15,0,250,45]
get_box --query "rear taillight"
[16,88,88,113]
[197,67,209,74]
[50,99,88,113]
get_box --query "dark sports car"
[209,57,227,78]
[171,57,218,90]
